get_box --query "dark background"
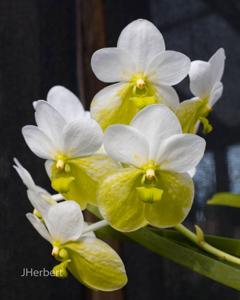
[0,0,240,299]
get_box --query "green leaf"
[150,228,240,257]
[208,193,240,208]
[88,206,240,291]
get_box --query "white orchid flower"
[27,198,127,291]
[176,48,226,134]
[97,104,206,232]
[90,19,191,129]
[22,86,103,170]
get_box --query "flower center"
[55,154,68,170]
[136,78,146,89]
[145,168,156,181]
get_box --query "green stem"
[175,224,240,266]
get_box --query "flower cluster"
[15,19,225,291]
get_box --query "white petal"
[209,48,226,84]
[45,160,53,178]
[26,213,51,243]
[90,82,125,119]
[189,61,212,98]
[154,84,179,110]
[35,101,65,149]
[45,201,84,244]
[27,190,55,217]
[91,48,135,82]
[209,81,223,107]
[147,51,190,85]
[13,158,36,190]
[63,118,103,157]
[104,124,149,167]
[157,134,206,172]
[117,19,165,70]
[131,105,182,160]
[22,125,55,159]
[47,86,84,122]
[188,168,196,178]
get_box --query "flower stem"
[175,224,240,266]
[82,220,109,234]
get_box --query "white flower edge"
[104,104,206,173]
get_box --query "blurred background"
[1,0,240,299]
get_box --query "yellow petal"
[91,81,158,130]
[91,83,138,130]
[50,154,119,209]
[144,171,194,228]
[98,167,147,232]
[176,98,209,133]
[65,237,128,291]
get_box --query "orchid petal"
[157,134,206,172]
[35,101,65,149]
[26,213,51,242]
[47,86,84,122]
[104,125,149,167]
[22,125,55,159]
[147,51,190,85]
[117,19,165,70]
[131,105,182,160]
[63,118,103,157]
[45,201,83,244]
[91,48,135,82]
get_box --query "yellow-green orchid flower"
[90,19,190,130]
[26,194,127,291]
[97,105,206,232]
[176,48,226,134]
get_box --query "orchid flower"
[21,86,116,209]
[22,86,103,169]
[26,195,127,291]
[176,48,226,134]
[90,19,190,130]
[97,105,206,232]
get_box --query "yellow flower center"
[145,168,156,181]
[136,78,146,89]
[55,154,68,170]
